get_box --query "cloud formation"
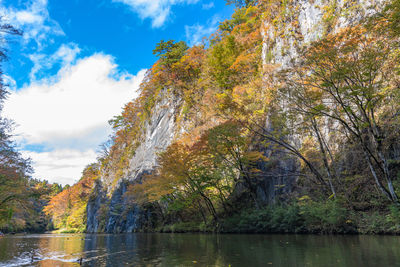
[29,42,81,80]
[202,2,215,10]
[113,0,199,28]
[1,0,64,50]
[185,16,220,46]
[4,53,146,184]
[23,149,97,185]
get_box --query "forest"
[2,0,400,234]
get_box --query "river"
[0,233,399,266]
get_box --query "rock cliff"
[86,0,387,233]
[87,89,182,232]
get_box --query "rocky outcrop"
[86,89,182,233]
[256,0,387,203]
[103,180,158,233]
[262,0,386,68]
[86,181,106,233]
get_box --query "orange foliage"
[44,164,98,229]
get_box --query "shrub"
[299,198,349,233]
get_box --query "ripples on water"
[0,233,399,266]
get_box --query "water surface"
[0,233,399,266]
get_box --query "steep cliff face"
[87,89,182,233]
[262,0,385,68]
[86,0,387,233]
[255,0,387,202]
[126,91,182,181]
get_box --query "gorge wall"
[86,0,387,233]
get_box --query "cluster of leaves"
[226,0,259,8]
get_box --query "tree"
[0,19,36,231]
[284,25,400,202]
[44,164,98,231]
[206,121,265,208]
[153,40,188,68]
[131,121,266,223]
[131,141,220,222]
[226,0,258,8]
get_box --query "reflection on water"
[0,233,399,266]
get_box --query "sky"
[0,0,234,186]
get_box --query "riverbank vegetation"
[158,200,400,235]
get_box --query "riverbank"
[22,200,400,235]
[156,201,400,235]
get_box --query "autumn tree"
[130,121,266,224]
[0,19,38,231]
[206,121,265,208]
[44,164,98,231]
[283,25,400,202]
[132,141,220,222]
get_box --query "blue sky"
[1,0,234,185]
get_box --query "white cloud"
[5,53,146,145]
[23,149,97,185]
[53,43,81,65]
[28,53,46,80]
[113,0,199,28]
[15,10,44,24]
[185,16,219,46]
[1,0,64,50]
[3,53,146,184]
[202,2,214,10]
[29,42,81,80]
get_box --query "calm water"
[0,233,399,266]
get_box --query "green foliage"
[153,40,188,67]
[355,210,399,234]
[219,8,248,32]
[299,198,349,233]
[225,0,258,8]
[208,35,239,90]
[221,205,303,233]
[219,201,400,234]
[386,205,400,232]
[380,0,400,36]
[160,222,206,233]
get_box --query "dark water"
[0,233,399,266]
